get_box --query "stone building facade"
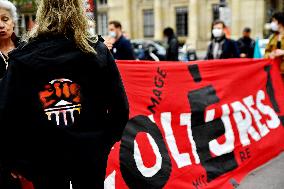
[97,0,284,50]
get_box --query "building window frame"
[98,0,107,5]
[176,7,188,37]
[98,12,108,36]
[143,9,154,38]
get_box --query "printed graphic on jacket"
[39,79,81,127]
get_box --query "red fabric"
[19,177,34,189]
[105,59,284,189]
[19,59,284,189]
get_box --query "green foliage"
[10,0,37,13]
[10,0,36,6]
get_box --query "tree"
[11,0,36,6]
[10,0,36,13]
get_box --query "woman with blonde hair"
[0,0,129,188]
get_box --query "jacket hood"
[9,36,90,68]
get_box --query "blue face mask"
[109,31,117,38]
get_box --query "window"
[98,13,108,36]
[98,0,107,5]
[176,7,188,36]
[143,9,154,37]
[212,4,220,21]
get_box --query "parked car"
[179,44,198,61]
[131,39,198,61]
[131,39,166,61]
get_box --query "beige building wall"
[101,0,268,50]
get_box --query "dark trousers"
[31,161,106,189]
[32,174,105,189]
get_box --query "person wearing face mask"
[106,20,135,60]
[0,0,19,78]
[205,20,240,60]
[265,12,284,81]
[237,27,255,58]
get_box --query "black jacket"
[205,37,240,60]
[0,36,20,78]
[0,53,7,78]
[237,37,255,58]
[0,35,129,178]
[166,35,179,61]
[111,35,135,60]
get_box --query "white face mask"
[270,22,279,32]
[212,28,223,38]
[109,31,117,38]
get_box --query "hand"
[274,49,284,57]
[11,172,23,179]
[104,37,115,50]
[240,53,247,58]
[269,51,276,59]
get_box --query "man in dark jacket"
[107,20,136,60]
[163,27,179,61]
[237,27,255,58]
[205,20,240,60]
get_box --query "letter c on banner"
[120,115,172,189]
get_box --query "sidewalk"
[238,152,284,189]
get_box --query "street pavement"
[237,152,284,189]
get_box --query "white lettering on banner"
[256,90,280,129]
[209,104,235,156]
[232,101,261,146]
[243,95,270,137]
[205,109,215,122]
[161,112,192,168]
[134,133,162,177]
[148,114,155,123]
[104,171,116,189]
[180,113,200,164]
[104,90,282,185]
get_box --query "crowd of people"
[0,0,284,189]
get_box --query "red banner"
[104,59,284,189]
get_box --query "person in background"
[238,27,255,58]
[163,27,179,61]
[106,20,135,60]
[0,1,23,189]
[265,12,284,82]
[205,20,240,60]
[0,0,129,188]
[0,0,19,78]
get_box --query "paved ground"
[237,152,284,189]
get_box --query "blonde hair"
[26,0,97,54]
